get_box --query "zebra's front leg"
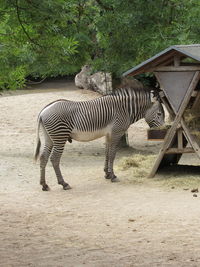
[104,140,120,182]
[50,144,71,190]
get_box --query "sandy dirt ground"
[1,81,200,267]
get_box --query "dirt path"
[0,81,200,267]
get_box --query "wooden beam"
[152,66,200,72]
[127,51,177,76]
[148,71,200,178]
[165,148,194,154]
[177,129,183,149]
[148,139,165,141]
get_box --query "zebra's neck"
[109,87,152,124]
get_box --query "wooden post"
[174,55,181,67]
[177,129,183,149]
[148,71,200,178]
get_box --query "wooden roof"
[123,44,200,77]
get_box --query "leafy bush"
[0,0,200,89]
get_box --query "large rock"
[75,66,143,96]
[88,72,112,95]
[75,65,91,89]
[75,66,112,95]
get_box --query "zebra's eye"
[157,112,162,116]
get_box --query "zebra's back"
[41,96,116,128]
[39,87,152,142]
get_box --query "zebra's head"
[145,94,165,128]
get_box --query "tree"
[91,0,200,77]
[0,0,80,89]
[0,0,200,89]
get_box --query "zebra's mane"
[110,87,163,106]
[110,87,151,96]
[38,87,159,119]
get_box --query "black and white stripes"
[35,87,164,191]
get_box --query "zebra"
[34,87,164,191]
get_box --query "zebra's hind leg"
[50,143,71,190]
[104,142,109,179]
[40,137,53,191]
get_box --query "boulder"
[75,65,91,89]
[88,72,112,95]
[75,66,112,95]
[75,67,143,96]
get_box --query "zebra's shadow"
[157,164,200,177]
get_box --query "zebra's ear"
[150,90,157,103]
[150,89,162,103]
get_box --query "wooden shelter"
[123,44,200,177]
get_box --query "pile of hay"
[184,108,200,139]
[118,153,200,188]
[117,154,156,182]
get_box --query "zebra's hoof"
[105,172,116,179]
[42,184,50,191]
[105,174,111,179]
[63,184,72,190]
[111,177,120,183]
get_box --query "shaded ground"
[0,81,200,267]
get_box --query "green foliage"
[92,0,200,76]
[0,0,80,89]
[0,0,200,89]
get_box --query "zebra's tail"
[34,117,41,162]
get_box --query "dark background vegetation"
[0,0,200,89]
